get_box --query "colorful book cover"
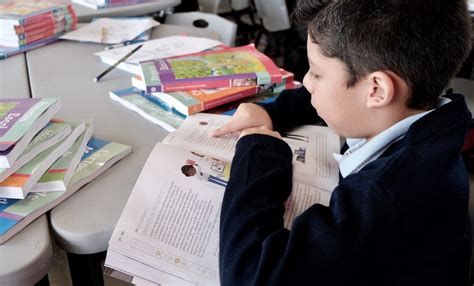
[0,0,73,26]
[110,87,185,132]
[0,137,132,244]
[0,121,85,199]
[139,44,283,93]
[0,98,60,152]
[132,76,261,115]
[0,19,75,47]
[0,120,71,182]
[0,7,75,36]
[1,12,76,38]
[132,68,297,116]
[32,121,94,192]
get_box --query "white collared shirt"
[333,97,451,178]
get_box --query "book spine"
[14,12,75,35]
[158,79,233,93]
[201,87,260,111]
[15,21,73,41]
[15,5,72,26]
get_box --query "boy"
[211,0,473,285]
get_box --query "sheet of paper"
[108,143,224,285]
[162,113,238,162]
[60,17,160,44]
[105,249,193,286]
[94,35,223,64]
[283,125,340,191]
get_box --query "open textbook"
[106,113,340,285]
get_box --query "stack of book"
[72,0,156,10]
[0,0,77,59]
[0,98,132,244]
[108,43,301,131]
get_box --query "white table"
[71,0,181,22]
[26,24,219,286]
[0,53,52,286]
[0,216,53,286]
[0,54,30,98]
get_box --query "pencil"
[93,44,143,82]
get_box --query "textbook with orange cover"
[132,69,297,116]
[139,44,283,93]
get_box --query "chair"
[197,0,220,14]
[254,0,291,32]
[165,11,238,46]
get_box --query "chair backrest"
[197,0,220,14]
[165,12,237,46]
[254,0,291,32]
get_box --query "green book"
[0,120,71,182]
[0,120,85,199]
[31,120,94,192]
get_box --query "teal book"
[110,87,185,132]
[0,137,132,244]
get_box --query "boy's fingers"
[210,121,243,137]
[210,125,234,137]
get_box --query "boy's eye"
[307,72,319,80]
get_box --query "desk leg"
[34,275,50,286]
[67,251,106,286]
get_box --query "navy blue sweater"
[219,87,472,286]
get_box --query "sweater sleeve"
[219,134,403,286]
[260,86,324,132]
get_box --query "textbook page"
[162,113,340,191]
[105,249,193,286]
[108,143,226,285]
[162,113,238,162]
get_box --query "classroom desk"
[26,24,220,286]
[0,54,53,286]
[72,0,181,22]
[0,54,30,98]
[0,216,53,286]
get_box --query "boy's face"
[303,38,370,138]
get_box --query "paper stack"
[0,0,78,59]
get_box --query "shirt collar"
[333,97,451,178]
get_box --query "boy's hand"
[239,126,282,140]
[210,103,273,137]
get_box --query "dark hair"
[292,0,472,109]
[181,165,195,176]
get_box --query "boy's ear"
[365,71,395,108]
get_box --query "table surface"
[0,54,30,99]
[72,0,181,22]
[0,216,53,286]
[24,24,220,254]
[0,53,52,285]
